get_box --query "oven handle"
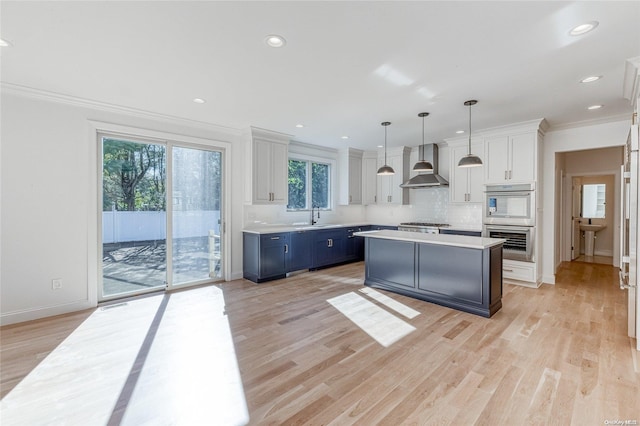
[484,225,533,232]
[485,191,532,197]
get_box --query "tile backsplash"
[243,187,483,230]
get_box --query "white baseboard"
[230,271,244,281]
[0,299,96,326]
[542,274,556,285]
[595,249,613,256]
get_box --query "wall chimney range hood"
[400,144,449,188]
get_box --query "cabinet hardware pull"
[374,195,377,203]
[271,236,280,240]
[503,268,514,272]
[284,244,288,253]
[509,170,512,180]
[505,170,507,180]
[349,195,352,202]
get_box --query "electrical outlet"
[52,279,62,290]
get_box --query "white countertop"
[354,230,505,249]
[243,222,373,234]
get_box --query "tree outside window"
[288,159,330,210]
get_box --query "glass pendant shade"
[377,121,395,175]
[457,100,483,168]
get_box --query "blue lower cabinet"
[345,226,368,261]
[288,230,312,272]
[243,232,289,283]
[312,229,346,268]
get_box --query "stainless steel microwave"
[484,183,535,226]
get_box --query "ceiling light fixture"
[569,21,599,36]
[0,38,12,47]
[295,124,304,128]
[458,100,483,168]
[413,112,433,172]
[265,34,286,48]
[587,104,603,110]
[193,98,206,104]
[341,136,349,140]
[580,75,602,83]
[456,130,465,134]
[377,122,395,176]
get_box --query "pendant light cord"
[421,115,425,161]
[468,104,472,155]
[384,125,388,164]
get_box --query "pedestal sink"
[580,224,606,256]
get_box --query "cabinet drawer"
[502,260,535,282]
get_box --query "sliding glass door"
[171,146,223,286]
[100,135,223,301]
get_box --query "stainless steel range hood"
[400,144,449,188]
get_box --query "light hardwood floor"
[1,261,639,424]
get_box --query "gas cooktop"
[399,222,450,228]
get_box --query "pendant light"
[377,121,395,175]
[458,100,483,168]
[412,112,434,172]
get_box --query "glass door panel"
[101,137,167,299]
[171,146,223,285]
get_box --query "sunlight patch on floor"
[359,287,421,319]
[0,295,163,424]
[121,286,248,425]
[1,287,249,425]
[327,292,416,347]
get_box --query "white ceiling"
[1,1,639,150]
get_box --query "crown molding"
[546,114,631,132]
[0,82,244,137]
[623,56,640,106]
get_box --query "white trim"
[542,274,556,285]
[88,121,233,304]
[1,82,242,138]
[0,300,95,326]
[548,114,632,132]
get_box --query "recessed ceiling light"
[456,130,465,134]
[0,38,12,47]
[377,145,384,148]
[265,35,286,48]
[295,124,304,128]
[341,136,349,140]
[569,21,599,36]
[587,104,603,110]
[193,98,206,104]
[580,76,602,83]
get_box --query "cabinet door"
[270,141,288,204]
[468,157,485,202]
[362,157,378,205]
[259,234,288,278]
[313,232,333,267]
[388,154,405,204]
[484,135,510,184]
[348,156,363,204]
[288,231,312,271]
[376,156,391,203]
[253,140,273,203]
[509,133,535,182]
[450,144,471,203]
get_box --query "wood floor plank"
[1,260,639,424]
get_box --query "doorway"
[567,173,616,265]
[99,134,224,301]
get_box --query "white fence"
[103,211,221,243]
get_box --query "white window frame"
[287,153,335,211]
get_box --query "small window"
[288,158,330,210]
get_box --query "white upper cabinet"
[338,148,363,205]
[249,127,290,205]
[376,146,410,205]
[449,140,484,203]
[362,151,378,205]
[484,132,536,184]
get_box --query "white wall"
[0,89,244,325]
[542,120,629,284]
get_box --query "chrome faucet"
[311,205,320,225]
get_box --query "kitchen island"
[354,230,505,318]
